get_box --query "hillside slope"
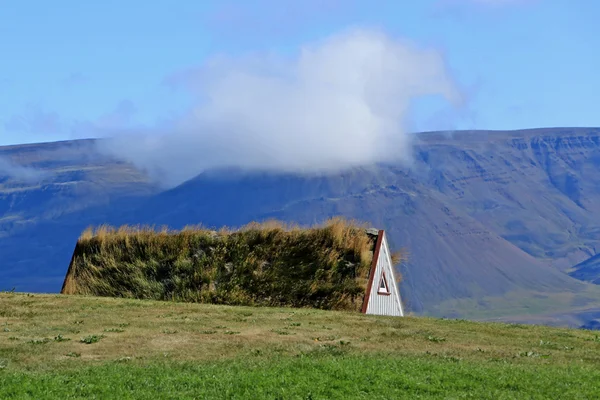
[414,128,600,271]
[130,163,594,317]
[569,253,600,284]
[0,140,158,291]
[3,128,600,323]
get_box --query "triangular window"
[377,272,391,295]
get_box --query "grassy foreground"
[1,293,600,399]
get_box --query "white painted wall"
[365,233,404,317]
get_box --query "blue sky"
[1,0,598,147]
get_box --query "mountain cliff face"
[414,128,600,271]
[0,140,158,291]
[569,254,600,284]
[2,128,600,325]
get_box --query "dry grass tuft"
[64,218,402,312]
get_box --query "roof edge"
[361,229,385,313]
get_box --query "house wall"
[365,233,404,317]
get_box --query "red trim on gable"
[361,229,385,313]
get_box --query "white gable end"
[363,231,404,317]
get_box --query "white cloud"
[70,99,137,140]
[98,28,462,188]
[0,156,48,183]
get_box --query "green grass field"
[1,292,600,399]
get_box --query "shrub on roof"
[62,218,395,312]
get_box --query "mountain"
[126,163,594,318]
[569,254,600,284]
[0,140,158,291]
[2,127,600,325]
[414,128,600,271]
